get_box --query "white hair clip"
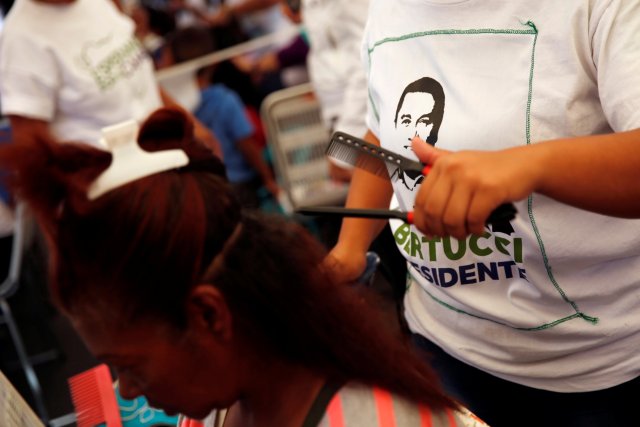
[87,120,189,200]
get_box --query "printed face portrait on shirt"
[393,77,445,190]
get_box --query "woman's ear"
[186,284,233,343]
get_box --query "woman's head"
[73,294,243,419]
[20,108,234,326]
[2,108,251,416]
[1,107,455,417]
[1,108,330,413]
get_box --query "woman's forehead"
[72,313,176,358]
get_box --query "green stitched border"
[367,24,540,123]
[523,24,598,326]
[372,21,599,330]
[421,286,592,331]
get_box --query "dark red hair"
[1,108,232,325]
[0,108,456,409]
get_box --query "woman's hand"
[411,137,542,239]
[324,243,367,285]
[263,178,281,198]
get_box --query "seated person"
[0,0,220,156]
[161,26,280,208]
[0,108,485,427]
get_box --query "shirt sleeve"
[332,0,370,139]
[591,0,640,131]
[0,31,60,120]
[221,88,255,143]
[362,6,379,140]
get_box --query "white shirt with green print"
[0,0,163,147]
[363,0,640,392]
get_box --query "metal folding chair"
[260,83,349,212]
[0,203,50,424]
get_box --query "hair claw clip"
[87,120,189,200]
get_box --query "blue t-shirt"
[195,84,256,183]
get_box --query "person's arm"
[326,130,394,282]
[236,135,280,197]
[159,88,223,159]
[274,33,308,68]
[280,0,302,24]
[250,34,308,83]
[327,161,353,183]
[410,128,640,239]
[8,115,56,145]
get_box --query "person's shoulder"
[322,384,413,423]
[0,16,43,53]
[1,0,64,41]
[1,1,35,35]
[201,84,233,100]
[211,83,243,100]
[452,405,490,427]
[326,384,488,427]
[204,84,245,110]
[179,408,227,427]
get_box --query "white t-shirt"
[302,0,369,138]
[363,0,640,392]
[0,0,162,147]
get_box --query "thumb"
[411,136,450,165]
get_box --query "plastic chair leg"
[0,297,50,424]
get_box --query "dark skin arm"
[236,135,280,197]
[325,130,394,283]
[9,97,224,163]
[8,115,55,145]
[411,128,640,239]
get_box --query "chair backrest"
[0,202,25,299]
[261,83,349,211]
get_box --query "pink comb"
[68,364,122,427]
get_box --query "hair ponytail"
[0,108,231,323]
[0,130,111,233]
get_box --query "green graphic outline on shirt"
[78,34,148,91]
[368,23,541,123]
[368,21,599,330]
